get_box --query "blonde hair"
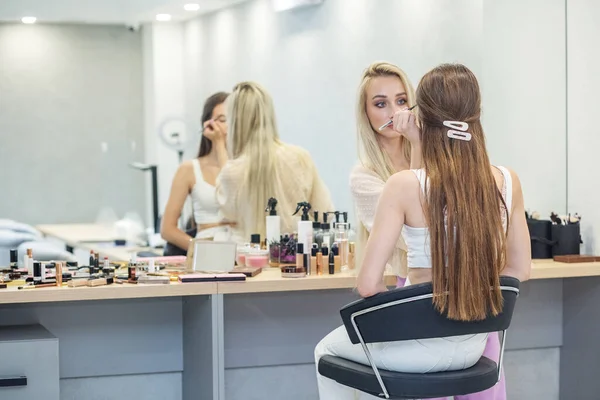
[226,81,281,239]
[355,62,416,273]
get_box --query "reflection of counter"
[36,223,162,264]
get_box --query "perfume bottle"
[334,223,349,271]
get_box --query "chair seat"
[318,355,499,399]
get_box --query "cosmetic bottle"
[312,211,323,247]
[89,250,95,269]
[312,244,322,275]
[328,247,335,275]
[348,242,356,270]
[25,248,33,275]
[332,243,341,273]
[148,258,156,273]
[10,249,18,270]
[293,202,313,259]
[335,223,349,271]
[321,246,329,275]
[320,213,332,250]
[342,212,357,243]
[104,257,110,270]
[251,234,261,247]
[265,197,280,252]
[56,262,63,286]
[33,262,42,282]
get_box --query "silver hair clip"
[443,121,472,141]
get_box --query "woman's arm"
[503,170,532,282]
[160,163,195,250]
[357,171,414,297]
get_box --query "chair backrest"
[340,276,520,344]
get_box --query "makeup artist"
[160,92,235,252]
[315,63,531,400]
[216,81,334,244]
[349,61,419,285]
[347,62,510,400]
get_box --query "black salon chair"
[318,276,520,399]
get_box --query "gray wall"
[0,23,145,224]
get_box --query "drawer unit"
[0,324,59,400]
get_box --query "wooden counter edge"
[0,282,218,305]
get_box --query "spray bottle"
[265,197,280,251]
[293,202,313,275]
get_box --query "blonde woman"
[216,81,334,243]
[350,62,420,285]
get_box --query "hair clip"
[443,121,472,141]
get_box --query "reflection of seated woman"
[315,64,532,399]
[216,82,334,244]
[160,92,235,251]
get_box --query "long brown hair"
[198,91,229,157]
[416,64,507,321]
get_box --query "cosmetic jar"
[236,244,251,267]
[280,265,306,278]
[245,247,270,268]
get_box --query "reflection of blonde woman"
[216,82,334,243]
[350,62,420,284]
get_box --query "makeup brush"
[379,104,418,131]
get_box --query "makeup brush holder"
[551,224,582,256]
[527,219,553,259]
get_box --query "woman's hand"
[392,109,420,145]
[203,119,227,143]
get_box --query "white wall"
[567,0,600,253]
[182,0,484,220]
[482,0,566,218]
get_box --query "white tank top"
[191,159,222,225]
[401,166,513,269]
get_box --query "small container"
[236,244,251,267]
[269,242,281,266]
[281,265,306,278]
[278,233,298,266]
[246,247,270,268]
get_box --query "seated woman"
[160,92,235,252]
[216,81,334,244]
[314,63,531,399]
